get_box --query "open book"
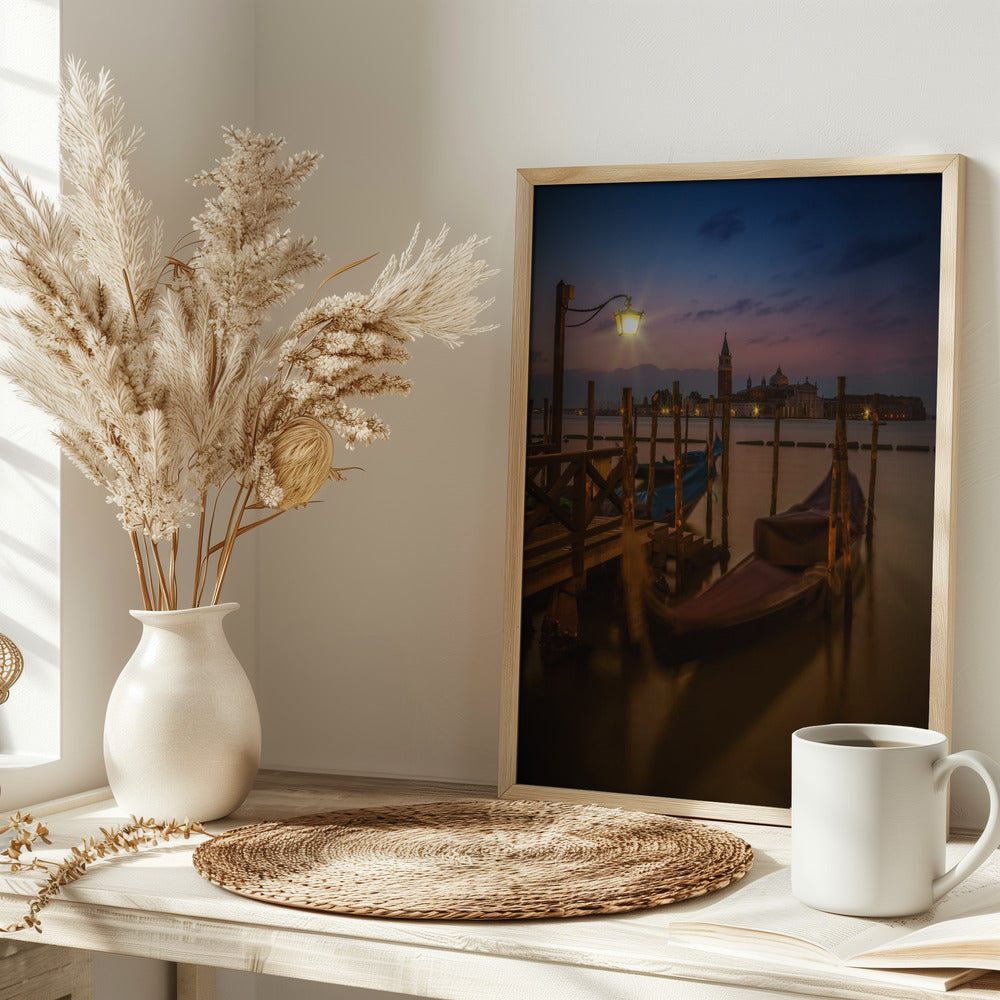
[670,851,1000,992]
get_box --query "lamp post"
[550,280,643,449]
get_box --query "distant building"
[823,395,927,421]
[725,354,822,419]
[717,332,732,400]
[714,333,923,420]
[787,378,822,419]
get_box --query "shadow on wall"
[952,156,1000,832]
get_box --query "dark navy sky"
[529,173,942,407]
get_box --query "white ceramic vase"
[103,602,261,822]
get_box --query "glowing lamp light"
[614,300,644,337]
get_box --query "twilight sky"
[528,172,942,407]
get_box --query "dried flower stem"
[129,531,153,611]
[211,486,251,606]
[141,535,157,607]
[192,493,207,608]
[169,530,179,609]
[121,267,140,326]
[149,539,169,611]
[0,812,210,934]
[203,507,289,557]
[308,252,379,307]
[196,483,230,607]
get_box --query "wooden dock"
[522,437,724,598]
[523,518,720,597]
[523,383,730,632]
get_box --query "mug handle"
[932,750,1000,901]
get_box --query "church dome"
[769,365,789,387]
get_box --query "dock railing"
[524,445,628,580]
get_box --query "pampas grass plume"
[0,60,494,608]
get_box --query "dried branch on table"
[0,811,210,933]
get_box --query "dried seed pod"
[0,634,23,705]
[266,416,335,510]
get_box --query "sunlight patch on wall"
[0,0,60,762]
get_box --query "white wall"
[253,0,507,783]
[252,0,1000,829]
[0,0,61,772]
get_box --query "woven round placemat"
[192,799,753,920]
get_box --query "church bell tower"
[717,332,733,399]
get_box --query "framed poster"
[499,156,964,824]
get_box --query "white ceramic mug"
[791,723,1000,917]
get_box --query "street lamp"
[613,300,643,337]
[550,280,643,449]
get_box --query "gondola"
[633,436,722,520]
[647,466,865,636]
[636,436,722,485]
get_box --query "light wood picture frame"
[500,155,965,825]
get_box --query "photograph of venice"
[517,171,944,809]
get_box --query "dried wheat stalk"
[0,59,497,609]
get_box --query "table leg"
[0,941,92,999]
[177,963,215,1000]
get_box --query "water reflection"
[517,416,933,809]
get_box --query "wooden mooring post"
[646,406,659,519]
[672,382,683,530]
[684,402,691,465]
[827,377,847,594]
[542,396,552,488]
[770,404,783,516]
[706,395,715,538]
[621,386,647,642]
[622,387,636,531]
[550,280,572,449]
[672,381,684,589]
[721,394,732,571]
[586,380,596,451]
[839,383,853,619]
[866,393,879,543]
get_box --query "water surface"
[517,416,935,809]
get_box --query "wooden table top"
[2,770,999,1000]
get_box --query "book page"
[852,913,1000,969]
[900,846,1000,926]
[672,848,1000,966]
[670,869,907,962]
